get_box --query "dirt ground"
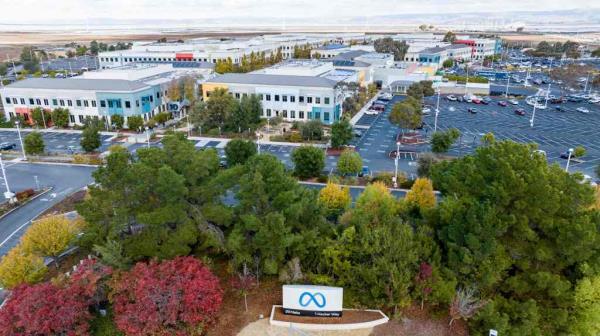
[370,305,468,336]
[40,189,87,217]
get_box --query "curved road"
[0,163,96,256]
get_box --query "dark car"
[0,142,16,150]
[468,108,477,114]
[481,98,491,105]
[560,151,572,159]
[555,106,564,112]
[457,96,465,102]
[568,96,582,103]
[498,101,508,107]
[514,109,526,116]
[551,97,564,104]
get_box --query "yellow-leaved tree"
[318,182,352,219]
[0,246,47,289]
[20,215,85,267]
[405,177,436,210]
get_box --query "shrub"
[291,146,325,179]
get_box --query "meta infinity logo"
[299,292,326,308]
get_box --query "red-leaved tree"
[111,256,223,336]
[0,258,112,336]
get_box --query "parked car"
[509,99,519,105]
[219,155,228,168]
[0,142,16,151]
[457,96,465,102]
[353,129,363,138]
[576,107,590,114]
[472,97,481,104]
[481,98,491,105]
[446,95,457,101]
[560,151,572,159]
[555,106,565,112]
[498,101,508,107]
[514,108,526,116]
[358,166,371,177]
[422,107,432,114]
[468,108,477,114]
[550,97,564,104]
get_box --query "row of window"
[263,109,331,122]
[101,56,227,64]
[4,92,163,110]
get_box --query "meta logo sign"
[282,285,343,317]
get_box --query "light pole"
[256,132,261,155]
[393,141,400,188]
[40,109,47,129]
[434,89,441,132]
[145,126,150,148]
[565,148,574,172]
[544,83,551,108]
[15,120,26,160]
[529,100,537,128]
[186,114,191,137]
[504,75,510,98]
[0,154,14,202]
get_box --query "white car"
[509,99,519,105]
[422,107,432,114]
[446,95,457,101]
[365,109,379,115]
[576,107,590,114]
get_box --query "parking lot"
[422,95,600,175]
[0,130,113,154]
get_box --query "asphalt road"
[0,130,112,154]
[0,163,96,256]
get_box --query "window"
[100,100,106,108]
[156,92,160,99]
[324,97,330,104]
[315,97,320,104]
[78,115,84,123]
[324,112,330,122]
[299,96,304,103]
[150,95,153,102]
[84,100,89,107]
[67,100,73,107]
[307,97,313,104]
[12,98,17,104]
[43,99,49,106]
[115,100,122,108]
[35,99,41,105]
[107,100,113,108]
[299,111,305,119]
[5,97,10,104]
[91,100,97,107]
[136,100,139,107]
[290,96,295,103]
[20,98,25,104]
[282,95,287,102]
[266,94,271,101]
[9,112,14,118]
[259,94,264,100]
[125,101,131,108]
[274,95,280,102]
[290,110,295,118]
[52,99,58,106]
[314,112,320,119]
[59,99,65,106]
[266,109,272,117]
[69,115,75,123]
[235,93,240,99]
[282,110,288,117]
[76,100,82,107]
[29,98,34,105]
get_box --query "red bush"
[15,188,35,201]
[111,256,223,336]
[0,258,112,336]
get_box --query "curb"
[0,187,53,222]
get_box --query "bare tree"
[449,287,487,326]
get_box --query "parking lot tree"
[337,149,363,176]
[389,97,422,132]
[226,94,262,132]
[300,119,324,141]
[481,132,495,146]
[90,40,99,55]
[153,112,171,126]
[111,257,222,336]
[416,153,441,178]
[573,146,586,158]
[200,88,237,129]
[431,128,460,153]
[110,114,124,129]
[592,48,600,57]
[20,215,85,267]
[430,140,600,335]
[443,31,457,43]
[0,246,47,289]
[442,59,454,68]
[373,37,409,61]
[225,139,257,166]
[407,80,435,100]
[127,115,144,131]
[50,107,70,128]
[80,126,101,153]
[318,182,351,219]
[24,131,45,155]
[20,46,39,72]
[291,146,325,179]
[0,63,7,76]
[330,119,353,148]
[404,177,436,211]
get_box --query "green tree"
[153,112,171,125]
[431,128,460,153]
[318,182,351,219]
[24,131,44,155]
[51,108,70,128]
[227,94,262,132]
[570,275,600,336]
[200,88,237,129]
[0,246,47,289]
[291,146,325,179]
[90,40,99,55]
[0,63,7,76]
[389,97,422,131]
[443,31,457,43]
[20,46,39,72]
[330,120,353,148]
[442,59,454,68]
[80,127,101,153]
[21,215,84,267]
[127,115,143,131]
[225,139,257,166]
[30,107,50,128]
[300,120,324,141]
[337,149,362,176]
[574,145,586,158]
[373,38,409,61]
[111,115,124,129]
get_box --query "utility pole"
[530,100,537,128]
[15,120,26,160]
[0,153,15,202]
[434,89,441,132]
[393,141,400,188]
[505,76,510,98]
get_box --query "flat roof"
[206,73,338,88]
[5,78,149,92]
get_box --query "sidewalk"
[0,127,118,136]
[349,90,382,127]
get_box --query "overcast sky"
[0,0,597,22]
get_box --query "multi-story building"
[0,64,202,127]
[453,37,499,60]
[202,73,344,125]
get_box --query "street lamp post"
[504,76,510,98]
[529,101,537,128]
[565,148,574,172]
[256,132,261,155]
[434,89,441,132]
[393,141,400,188]
[15,120,26,160]
[544,83,551,108]
[145,126,150,148]
[0,154,14,202]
